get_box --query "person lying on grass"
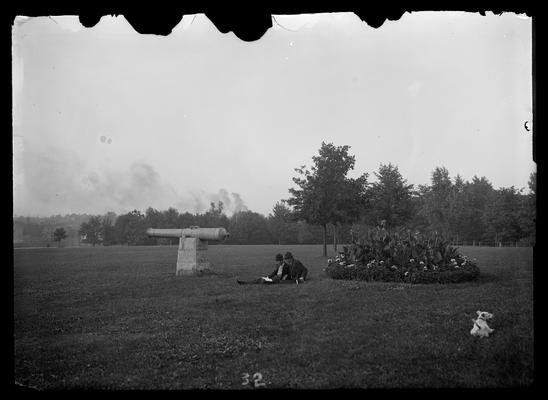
[283,251,308,283]
[237,253,294,285]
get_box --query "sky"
[12,11,533,217]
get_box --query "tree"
[102,212,118,246]
[447,174,467,242]
[79,215,103,246]
[197,201,229,228]
[145,207,162,227]
[228,210,273,244]
[518,171,536,244]
[420,167,453,236]
[160,207,180,244]
[294,220,324,244]
[407,186,430,232]
[286,142,368,256]
[143,207,172,245]
[162,207,180,228]
[528,170,536,195]
[365,163,414,229]
[482,187,524,243]
[331,171,369,251]
[114,210,147,245]
[53,227,67,247]
[268,201,295,245]
[176,212,196,229]
[461,176,495,242]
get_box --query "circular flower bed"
[325,227,480,284]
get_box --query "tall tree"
[408,186,430,232]
[332,172,369,251]
[366,163,414,229]
[447,174,467,242]
[462,176,495,242]
[286,142,368,256]
[268,201,295,245]
[421,166,453,235]
[53,227,67,247]
[482,187,524,243]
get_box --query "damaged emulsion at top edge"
[76,12,271,40]
[78,13,182,36]
[76,9,531,40]
[76,12,273,41]
[75,10,409,41]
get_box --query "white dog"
[470,310,494,337]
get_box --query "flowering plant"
[325,226,480,284]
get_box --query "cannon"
[147,226,229,276]
[146,227,229,241]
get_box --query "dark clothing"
[267,263,291,280]
[286,259,308,280]
[237,260,307,285]
[237,262,291,285]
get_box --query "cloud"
[209,188,232,211]
[14,145,248,216]
[206,189,248,215]
[231,192,248,213]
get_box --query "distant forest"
[13,165,536,248]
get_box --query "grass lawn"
[13,244,534,389]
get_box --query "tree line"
[285,142,535,255]
[74,202,328,247]
[13,143,535,251]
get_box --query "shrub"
[325,226,480,284]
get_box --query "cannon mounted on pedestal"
[146,226,229,275]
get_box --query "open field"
[14,245,534,389]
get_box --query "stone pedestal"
[176,237,210,276]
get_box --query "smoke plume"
[14,145,248,216]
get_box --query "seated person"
[237,253,291,285]
[283,251,308,282]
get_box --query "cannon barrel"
[146,227,229,241]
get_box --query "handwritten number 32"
[242,372,266,387]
